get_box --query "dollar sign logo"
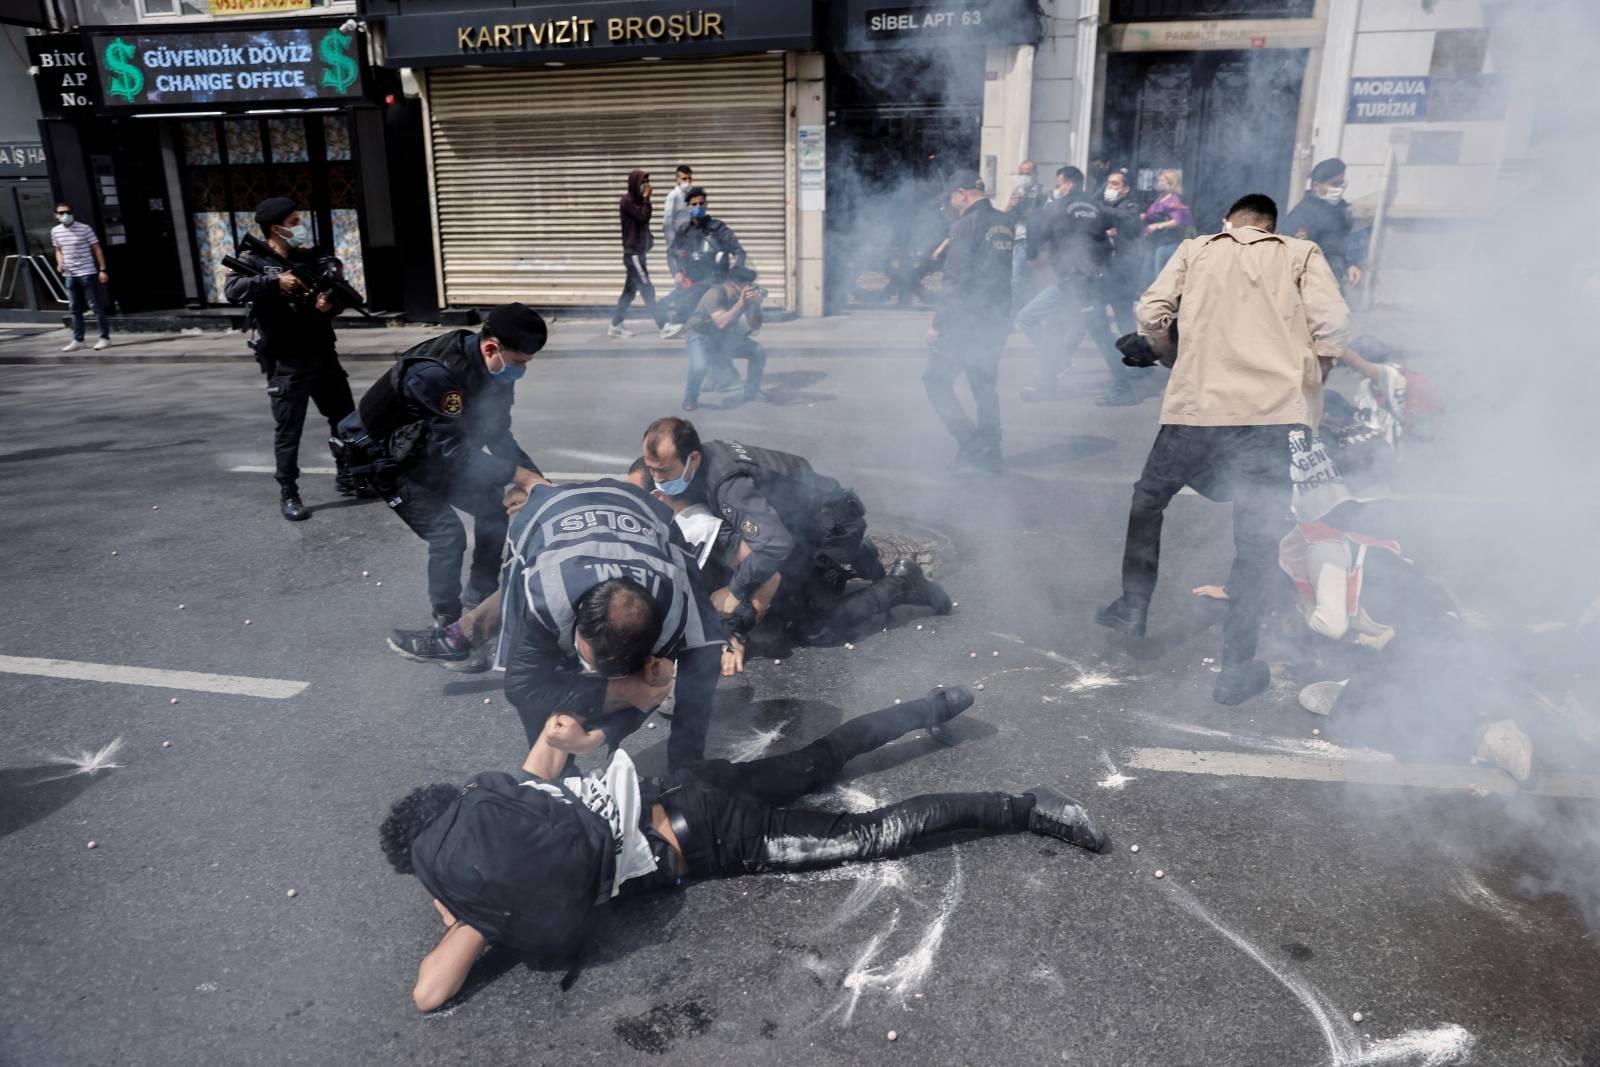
[319,30,358,95]
[104,37,144,103]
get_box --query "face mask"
[487,349,526,382]
[279,222,310,246]
[1103,187,1122,203]
[688,204,707,220]
[1318,186,1346,203]
[678,178,691,189]
[653,456,697,497]
[56,212,74,225]
[1015,173,1034,186]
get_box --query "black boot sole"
[1094,602,1147,639]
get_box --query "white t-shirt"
[542,749,658,895]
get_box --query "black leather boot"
[1095,595,1149,638]
[279,484,309,522]
[889,558,954,615]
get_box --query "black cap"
[684,184,706,202]
[1310,157,1346,182]
[483,303,548,356]
[254,197,296,229]
[947,169,982,193]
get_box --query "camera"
[1115,321,1179,368]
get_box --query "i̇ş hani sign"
[1346,76,1430,123]
[89,26,363,108]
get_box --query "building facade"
[29,0,425,316]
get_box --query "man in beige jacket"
[1096,193,1349,705]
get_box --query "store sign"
[210,0,310,13]
[89,26,364,109]
[26,33,101,118]
[866,7,993,40]
[379,1,813,67]
[0,141,49,177]
[1347,76,1430,123]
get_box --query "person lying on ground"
[379,686,1111,1012]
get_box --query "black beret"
[484,303,548,356]
[1310,158,1346,182]
[254,197,296,228]
[683,185,706,202]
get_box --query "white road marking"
[0,655,308,699]
[228,465,610,482]
[1125,746,1600,800]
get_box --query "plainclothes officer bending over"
[641,417,953,649]
[337,303,550,667]
[225,197,357,522]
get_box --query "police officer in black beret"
[641,416,953,648]
[335,304,550,667]
[1283,157,1363,294]
[224,197,356,521]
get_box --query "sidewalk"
[0,305,1421,366]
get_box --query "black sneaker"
[1095,596,1148,638]
[1025,786,1111,853]
[890,559,954,615]
[387,626,471,665]
[1213,660,1270,706]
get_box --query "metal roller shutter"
[424,54,790,310]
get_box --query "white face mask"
[278,222,310,247]
[1103,187,1123,203]
[1318,186,1346,203]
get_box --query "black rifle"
[236,233,374,318]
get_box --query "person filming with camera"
[680,264,772,411]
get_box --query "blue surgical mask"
[689,204,707,219]
[654,457,697,497]
[489,359,526,383]
[280,222,310,247]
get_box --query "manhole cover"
[866,516,959,579]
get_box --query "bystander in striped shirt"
[51,222,100,278]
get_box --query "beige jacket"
[1137,226,1349,428]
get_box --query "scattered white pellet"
[177,604,185,610]
[375,581,382,587]
[916,625,923,631]
[992,651,999,657]
[951,601,959,608]
[1130,844,1140,853]
[646,722,657,729]
[152,505,159,511]
[483,697,491,705]
[169,697,179,705]
[286,889,298,898]
[1312,728,1321,736]
[845,643,855,650]
[893,699,901,704]
[1154,869,1165,879]
[913,993,923,999]
[969,652,977,658]
[86,840,98,849]
[111,550,119,556]
[773,659,782,666]
[1351,1011,1363,1023]
[244,619,252,625]
[975,684,985,691]
[162,741,172,748]
[886,1030,897,1042]
[361,570,369,578]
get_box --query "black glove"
[724,601,759,638]
[1116,331,1159,368]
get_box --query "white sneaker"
[1474,719,1533,784]
[607,324,633,338]
[660,323,685,340]
[1298,679,1348,716]
[92,338,111,351]
[61,339,84,352]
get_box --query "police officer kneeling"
[335,304,549,666]
[641,417,953,647]
[225,196,357,521]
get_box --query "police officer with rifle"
[224,197,362,521]
[333,304,550,668]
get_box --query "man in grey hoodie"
[610,168,665,338]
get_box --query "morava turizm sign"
[1346,76,1430,123]
[91,26,363,109]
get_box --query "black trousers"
[923,322,1006,451]
[1119,424,1299,665]
[390,470,508,622]
[612,252,665,328]
[656,695,1024,877]
[267,361,355,488]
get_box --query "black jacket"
[223,244,338,368]
[620,169,653,257]
[1029,192,1115,280]
[934,198,1014,331]
[1283,194,1354,279]
[667,215,745,283]
[1103,191,1147,281]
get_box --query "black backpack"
[409,772,617,961]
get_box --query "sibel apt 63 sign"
[90,25,365,109]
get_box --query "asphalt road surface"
[2,342,1596,1066]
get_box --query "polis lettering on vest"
[456,9,725,51]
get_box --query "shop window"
[323,116,352,162]
[223,120,263,165]
[268,118,309,164]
